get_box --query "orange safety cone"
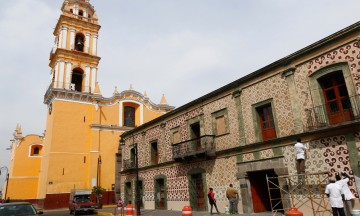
[182,206,193,216]
[125,203,135,216]
[286,208,303,216]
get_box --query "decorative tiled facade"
[283,135,358,198]
[119,23,360,214]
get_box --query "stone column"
[69,28,76,50]
[232,88,246,145]
[91,67,97,93]
[85,32,90,53]
[61,26,68,49]
[65,62,72,89]
[85,65,91,92]
[92,34,98,55]
[58,60,65,88]
[281,68,303,134]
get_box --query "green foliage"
[92,186,105,196]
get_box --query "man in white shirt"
[294,138,307,174]
[325,178,345,216]
[336,172,355,216]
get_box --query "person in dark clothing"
[208,188,220,214]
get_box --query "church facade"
[118,22,360,214]
[4,0,173,209]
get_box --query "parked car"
[0,202,43,215]
[69,189,95,215]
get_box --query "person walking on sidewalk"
[208,187,220,214]
[226,184,239,214]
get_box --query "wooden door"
[124,182,132,205]
[319,72,353,124]
[155,178,166,209]
[189,174,205,211]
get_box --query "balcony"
[172,135,216,162]
[122,159,135,171]
[305,95,360,131]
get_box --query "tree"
[92,186,105,208]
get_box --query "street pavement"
[42,205,283,216]
[97,205,284,216]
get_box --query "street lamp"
[133,143,141,216]
[0,167,9,201]
[121,135,141,215]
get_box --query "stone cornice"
[49,48,101,67]
[53,14,100,35]
[44,86,175,114]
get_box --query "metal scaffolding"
[266,172,332,216]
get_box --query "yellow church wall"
[97,130,122,190]
[45,153,90,193]
[7,135,43,200]
[7,178,39,200]
[37,110,55,198]
[142,106,166,123]
[93,103,120,126]
[49,100,93,153]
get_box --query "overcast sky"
[0,0,359,188]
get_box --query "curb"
[98,212,114,216]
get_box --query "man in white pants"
[336,172,355,216]
[294,138,307,174]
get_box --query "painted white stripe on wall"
[85,66,90,92]
[119,102,123,127]
[66,62,72,89]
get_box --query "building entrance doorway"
[124,182,132,205]
[248,169,283,213]
[189,173,206,211]
[155,178,166,209]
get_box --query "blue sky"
[0,0,359,189]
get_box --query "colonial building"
[118,22,360,215]
[3,0,173,209]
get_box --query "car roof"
[0,202,32,206]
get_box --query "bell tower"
[48,0,100,94]
[39,0,102,207]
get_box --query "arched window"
[124,106,135,127]
[75,34,84,52]
[71,68,83,92]
[79,10,83,16]
[70,9,73,14]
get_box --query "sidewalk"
[99,206,284,216]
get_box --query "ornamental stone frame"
[236,157,289,213]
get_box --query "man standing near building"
[336,172,355,216]
[226,184,239,214]
[294,138,307,174]
[325,178,345,216]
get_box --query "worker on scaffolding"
[294,138,307,174]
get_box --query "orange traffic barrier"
[182,206,193,216]
[125,203,135,216]
[286,208,303,216]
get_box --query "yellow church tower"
[33,0,174,209]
